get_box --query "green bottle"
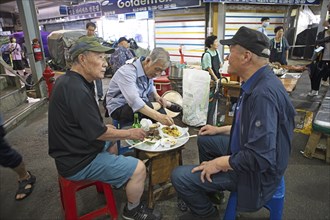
[132,113,141,128]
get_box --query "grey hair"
[147,47,170,67]
[71,50,90,64]
[251,52,269,63]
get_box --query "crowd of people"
[1,6,329,218]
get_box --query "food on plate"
[161,126,181,137]
[145,124,161,143]
[161,137,177,147]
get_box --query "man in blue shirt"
[257,17,270,37]
[171,26,295,220]
[106,47,180,126]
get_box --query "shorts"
[67,144,138,188]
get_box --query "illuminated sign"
[101,0,201,15]
[202,0,320,4]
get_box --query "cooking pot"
[170,63,185,78]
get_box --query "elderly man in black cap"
[171,26,296,220]
[48,37,162,220]
[109,36,135,74]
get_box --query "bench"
[303,88,330,163]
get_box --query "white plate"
[158,124,188,138]
[126,132,189,152]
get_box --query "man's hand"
[157,114,174,126]
[157,96,168,108]
[191,156,231,183]
[127,128,147,141]
[199,124,218,136]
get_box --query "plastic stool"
[223,177,285,220]
[112,119,132,155]
[58,176,118,220]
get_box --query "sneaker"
[179,206,219,220]
[208,191,226,205]
[321,80,330,87]
[122,202,162,220]
[307,90,318,96]
[177,198,188,212]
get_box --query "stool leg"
[58,179,65,210]
[95,181,104,193]
[265,198,284,220]
[102,183,118,220]
[147,160,154,209]
[61,182,79,220]
[223,192,238,220]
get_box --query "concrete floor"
[0,64,329,220]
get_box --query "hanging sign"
[101,0,201,15]
[202,0,320,4]
[68,2,102,19]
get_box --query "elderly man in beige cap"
[48,37,162,220]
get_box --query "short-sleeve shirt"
[48,70,107,177]
[257,27,268,37]
[201,49,223,71]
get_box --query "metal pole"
[217,3,226,61]
[16,0,47,98]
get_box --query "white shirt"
[257,27,268,37]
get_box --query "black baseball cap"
[219,26,270,58]
[118,37,129,44]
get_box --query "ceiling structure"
[0,0,83,13]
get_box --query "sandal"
[167,102,183,112]
[15,171,36,201]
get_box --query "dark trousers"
[310,61,330,90]
[0,126,22,169]
[171,134,238,217]
[111,101,166,124]
[321,61,330,81]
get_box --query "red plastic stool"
[58,176,118,220]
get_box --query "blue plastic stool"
[111,119,132,155]
[223,177,285,220]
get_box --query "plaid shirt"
[109,46,134,74]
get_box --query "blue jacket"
[228,65,295,212]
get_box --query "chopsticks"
[129,140,147,149]
[128,134,198,149]
[176,134,198,140]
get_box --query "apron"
[208,50,221,79]
[270,39,287,65]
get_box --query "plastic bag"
[182,69,210,126]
